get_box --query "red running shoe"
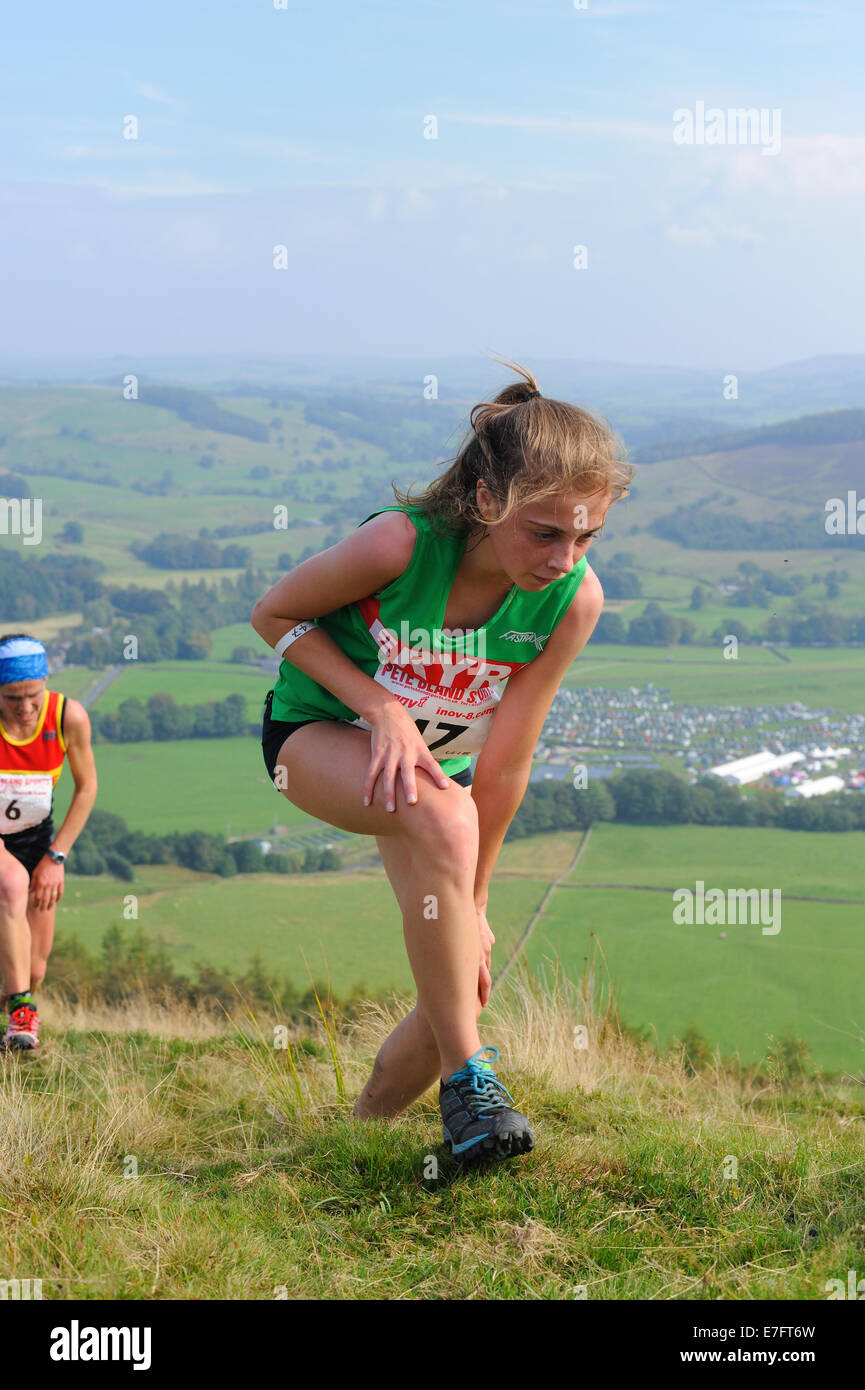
[3,1002,39,1050]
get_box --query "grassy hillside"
[3,383,864,645]
[3,975,862,1300]
[91,658,272,724]
[46,825,865,1074]
[54,835,579,995]
[565,644,865,711]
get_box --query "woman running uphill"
[251,363,631,1163]
[0,635,98,1050]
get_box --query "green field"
[4,382,864,629]
[90,659,273,724]
[52,735,310,836]
[51,821,865,1074]
[207,623,272,662]
[524,823,865,1074]
[567,643,865,710]
[56,845,563,994]
[7,384,864,1082]
[567,822,865,900]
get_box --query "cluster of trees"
[0,551,105,621]
[131,532,253,569]
[0,469,28,496]
[650,505,858,551]
[198,520,274,540]
[0,547,268,638]
[66,570,266,666]
[592,553,643,598]
[592,597,863,647]
[722,560,807,605]
[259,386,467,465]
[139,385,269,442]
[67,617,213,665]
[300,391,466,463]
[760,609,865,645]
[505,768,865,841]
[90,692,250,742]
[68,809,343,880]
[593,601,697,645]
[48,923,370,1021]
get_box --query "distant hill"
[126,383,270,443]
[632,408,865,464]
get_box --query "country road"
[79,664,125,709]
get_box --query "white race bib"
[346,658,513,759]
[0,773,53,834]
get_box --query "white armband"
[273,621,317,660]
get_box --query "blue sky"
[2,0,863,368]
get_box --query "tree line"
[593,599,865,646]
[66,570,266,665]
[504,769,865,841]
[69,809,342,880]
[90,693,252,742]
[136,384,269,442]
[130,533,254,569]
[649,504,862,551]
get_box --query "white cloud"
[80,171,236,199]
[136,83,174,105]
[445,111,671,143]
[724,133,865,199]
[666,224,715,248]
[60,143,176,161]
[579,0,670,12]
[221,134,331,164]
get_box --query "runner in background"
[252,361,631,1162]
[0,635,98,1050]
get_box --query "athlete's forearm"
[470,764,531,906]
[50,782,97,855]
[251,607,397,724]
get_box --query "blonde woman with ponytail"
[252,359,631,1163]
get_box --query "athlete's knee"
[402,785,478,869]
[0,862,30,915]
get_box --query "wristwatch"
[47,847,67,864]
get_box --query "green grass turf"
[527,890,864,1074]
[90,659,273,724]
[48,667,105,702]
[7,1014,864,1300]
[52,735,311,835]
[522,823,865,1074]
[207,623,273,661]
[567,643,865,711]
[569,822,865,901]
[57,864,542,995]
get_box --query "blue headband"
[0,638,49,687]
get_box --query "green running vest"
[266,504,588,775]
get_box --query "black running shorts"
[261,689,473,788]
[1,817,54,879]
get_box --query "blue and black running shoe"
[440,1046,534,1163]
